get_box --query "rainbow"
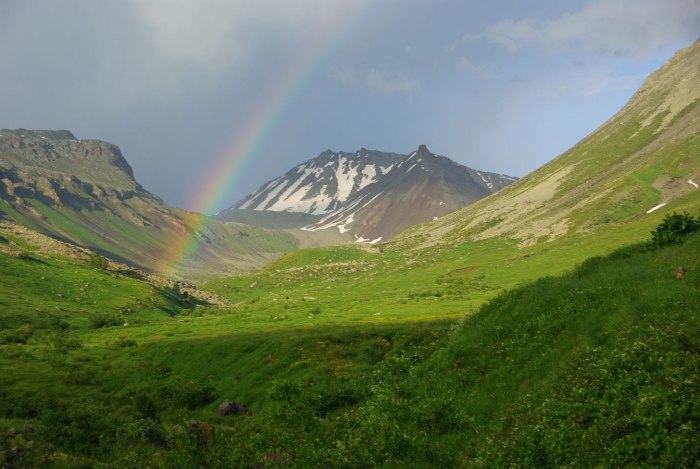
[160,2,373,276]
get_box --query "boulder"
[218,399,249,416]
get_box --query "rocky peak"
[1,129,76,141]
[0,130,138,190]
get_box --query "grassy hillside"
[0,130,300,278]
[0,227,453,467]
[401,39,699,250]
[1,216,697,467]
[345,228,699,467]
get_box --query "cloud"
[456,56,489,79]
[332,65,415,93]
[133,0,363,75]
[479,0,700,57]
[0,0,366,120]
[332,65,360,86]
[550,70,646,97]
[365,68,414,93]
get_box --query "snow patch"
[646,203,667,214]
[354,235,383,245]
[362,164,377,183]
[303,191,384,233]
[337,215,354,233]
[247,179,288,210]
[335,156,359,202]
[432,216,438,221]
[688,179,699,189]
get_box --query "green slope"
[0,129,299,278]
[342,230,699,467]
[2,216,697,467]
[402,39,700,250]
[0,230,453,467]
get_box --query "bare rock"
[218,400,250,416]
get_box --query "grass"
[1,215,698,466]
[360,231,700,466]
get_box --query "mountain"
[396,39,700,250]
[232,148,404,215]
[0,129,298,278]
[219,146,517,242]
[303,144,517,242]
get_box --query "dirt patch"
[448,266,477,276]
[652,171,700,204]
[470,165,575,241]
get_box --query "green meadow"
[1,211,698,467]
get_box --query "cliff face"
[0,129,138,190]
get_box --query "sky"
[1,0,698,214]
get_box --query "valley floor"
[0,216,698,467]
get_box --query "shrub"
[46,331,82,352]
[174,380,217,409]
[116,337,138,347]
[648,212,700,247]
[0,325,33,345]
[88,314,122,329]
[88,251,109,270]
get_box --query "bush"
[0,325,33,345]
[649,212,700,247]
[174,381,217,410]
[88,251,109,270]
[116,337,138,347]
[88,314,122,329]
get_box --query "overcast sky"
[1,0,698,213]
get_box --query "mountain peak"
[0,129,137,189]
[416,144,430,153]
[1,129,76,141]
[231,149,404,215]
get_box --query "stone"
[218,399,250,416]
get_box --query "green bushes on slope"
[337,229,700,467]
[1,219,698,467]
[154,221,700,467]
